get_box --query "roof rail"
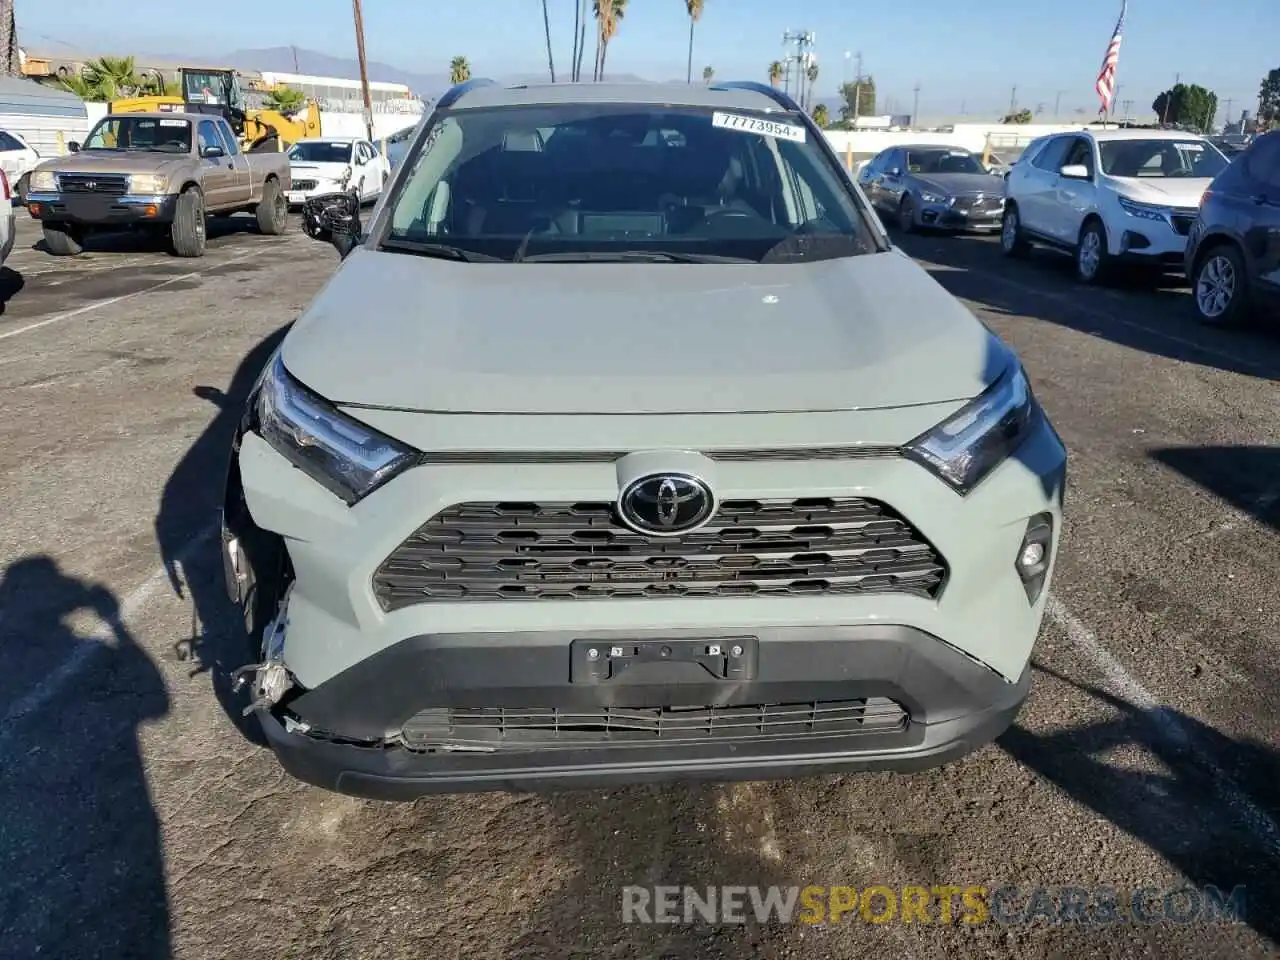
[436,77,496,110]
[711,81,802,113]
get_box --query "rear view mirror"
[1059,163,1090,180]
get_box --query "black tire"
[897,194,917,234]
[169,187,207,258]
[1074,218,1110,285]
[1000,204,1030,258]
[15,172,29,205]
[255,178,288,236]
[1191,242,1250,328]
[42,222,83,256]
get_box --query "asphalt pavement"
[1,212,1278,960]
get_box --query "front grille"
[401,699,909,750]
[292,179,318,191]
[56,173,129,196]
[953,195,1003,214]
[373,497,947,607]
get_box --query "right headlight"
[904,365,1037,494]
[255,354,416,505]
[30,169,56,192]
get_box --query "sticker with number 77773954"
[711,112,807,143]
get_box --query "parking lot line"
[1045,594,1280,859]
[0,248,262,344]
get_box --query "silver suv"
[221,80,1068,799]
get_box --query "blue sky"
[17,0,1277,119]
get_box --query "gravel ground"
[1,213,1278,959]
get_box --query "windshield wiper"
[520,250,755,264]
[378,238,502,262]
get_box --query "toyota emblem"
[618,472,715,536]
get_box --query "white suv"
[1000,128,1231,284]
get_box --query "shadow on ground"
[1149,445,1280,532]
[0,266,24,315]
[0,556,170,959]
[1000,663,1280,946]
[155,325,289,743]
[31,213,290,257]
[892,229,1280,381]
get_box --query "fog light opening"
[1016,512,1054,604]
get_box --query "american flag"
[1095,0,1127,114]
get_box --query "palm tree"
[812,103,829,128]
[264,86,307,113]
[60,74,101,100]
[0,0,17,77]
[702,66,714,85]
[593,0,626,82]
[805,60,819,113]
[541,0,556,81]
[768,61,784,88]
[450,56,471,85]
[574,0,589,80]
[79,56,144,100]
[685,0,704,84]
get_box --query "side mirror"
[202,145,226,159]
[1059,163,1090,180]
[887,167,902,177]
[67,141,80,153]
[330,193,364,259]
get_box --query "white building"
[259,72,420,113]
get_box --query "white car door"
[1017,135,1073,239]
[1048,136,1099,244]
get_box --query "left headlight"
[1118,196,1167,222]
[30,169,56,192]
[920,190,949,204]
[128,173,168,194]
[256,354,416,505]
[905,365,1037,494]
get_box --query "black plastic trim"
[711,81,803,113]
[260,624,1032,798]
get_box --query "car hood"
[282,247,1013,415]
[915,172,1006,196]
[1109,176,1213,207]
[289,160,350,178]
[36,150,189,174]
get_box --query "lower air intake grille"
[401,699,909,750]
[372,497,947,607]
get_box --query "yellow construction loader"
[109,67,321,153]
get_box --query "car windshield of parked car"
[1098,139,1229,179]
[905,148,985,175]
[384,103,880,263]
[84,117,192,153]
[289,141,354,163]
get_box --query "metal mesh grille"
[373,497,946,608]
[952,196,1003,214]
[401,698,909,750]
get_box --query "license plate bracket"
[570,637,758,684]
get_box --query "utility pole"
[1120,98,1133,123]
[291,45,300,73]
[912,81,920,128]
[352,0,375,142]
[1224,98,1233,128]
[780,30,815,106]
[1009,85,1017,117]
[851,50,864,125]
[1054,89,1064,117]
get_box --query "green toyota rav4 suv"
[221,80,1067,799]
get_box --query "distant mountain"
[220,47,453,96]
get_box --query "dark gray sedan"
[857,144,1007,233]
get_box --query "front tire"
[169,187,207,258]
[1075,219,1110,285]
[1000,205,1030,257]
[897,194,917,234]
[1192,243,1249,327]
[42,222,83,256]
[255,178,288,235]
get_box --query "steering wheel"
[704,205,754,219]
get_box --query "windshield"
[905,148,985,175]
[84,117,192,153]
[383,104,879,263]
[1098,139,1229,179]
[183,70,245,111]
[289,141,354,164]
